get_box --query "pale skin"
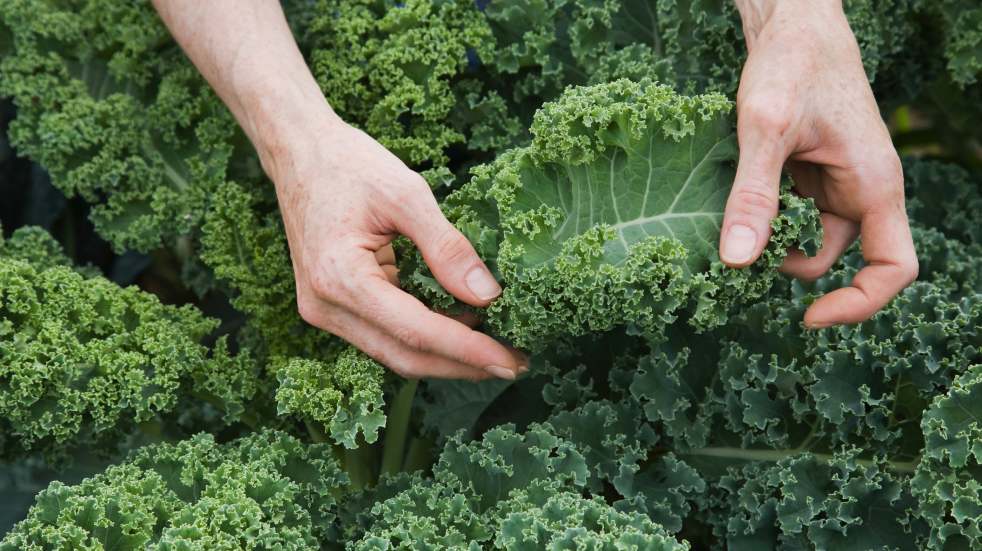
[152,0,916,380]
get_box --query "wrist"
[735,0,844,47]
[237,74,346,186]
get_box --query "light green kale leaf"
[0,430,348,550]
[200,181,337,361]
[275,347,387,449]
[0,225,74,272]
[404,79,820,352]
[0,0,258,252]
[308,0,520,169]
[0,246,256,460]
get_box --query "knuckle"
[389,175,432,213]
[308,270,340,301]
[431,226,473,264]
[296,297,324,327]
[392,326,425,353]
[740,100,792,136]
[859,151,903,187]
[732,183,778,215]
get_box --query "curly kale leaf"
[404,79,820,352]
[911,225,982,296]
[0,225,74,272]
[0,252,256,460]
[353,425,688,549]
[628,278,980,462]
[200,182,337,361]
[275,348,387,449]
[904,157,982,246]
[911,363,982,550]
[546,399,707,533]
[710,450,928,550]
[916,0,982,87]
[843,0,922,85]
[201,185,385,448]
[482,0,917,104]
[0,430,347,550]
[482,0,744,102]
[0,0,256,252]
[308,0,521,169]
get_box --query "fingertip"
[464,264,502,304]
[802,286,877,329]
[802,305,835,330]
[484,365,517,380]
[507,346,530,374]
[720,223,763,267]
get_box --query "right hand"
[264,116,526,381]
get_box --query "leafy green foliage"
[0,243,256,461]
[2,0,981,548]
[275,348,387,449]
[918,0,982,87]
[0,430,347,550]
[201,184,387,448]
[404,79,821,351]
[712,450,926,550]
[0,0,253,252]
[904,157,982,246]
[200,182,329,360]
[354,425,687,550]
[912,364,982,550]
[308,0,521,168]
[0,225,74,272]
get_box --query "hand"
[722,0,918,328]
[151,0,524,379]
[266,116,526,381]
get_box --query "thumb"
[719,133,786,268]
[396,193,501,307]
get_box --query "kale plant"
[0,0,979,549]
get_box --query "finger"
[720,117,788,268]
[381,264,400,286]
[780,212,859,280]
[375,244,396,266]
[804,207,918,327]
[437,311,529,372]
[302,302,495,381]
[393,191,501,307]
[357,275,524,378]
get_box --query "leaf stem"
[380,379,418,476]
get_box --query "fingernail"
[721,224,758,264]
[517,364,529,374]
[465,266,502,301]
[805,320,834,330]
[485,365,516,380]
